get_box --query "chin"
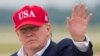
[26,44,40,49]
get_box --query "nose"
[26,32,32,37]
[26,30,34,37]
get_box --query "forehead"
[19,24,39,29]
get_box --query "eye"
[19,28,27,33]
[18,25,40,33]
[30,26,39,31]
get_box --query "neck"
[23,37,51,56]
[23,47,39,56]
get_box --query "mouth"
[27,39,37,43]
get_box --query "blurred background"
[0,0,100,56]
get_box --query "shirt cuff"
[72,35,90,52]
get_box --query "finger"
[67,17,70,24]
[86,13,92,22]
[71,4,78,18]
[67,17,71,25]
[67,17,70,28]
[78,3,85,18]
[83,7,88,18]
[67,17,70,20]
[67,17,74,29]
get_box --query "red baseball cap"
[13,5,49,31]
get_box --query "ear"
[16,31,22,41]
[45,23,51,32]
[16,31,20,37]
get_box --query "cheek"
[36,28,50,37]
[18,35,27,46]
[37,35,49,48]
[35,29,49,45]
[36,30,49,40]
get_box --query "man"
[11,3,93,56]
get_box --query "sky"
[0,0,100,10]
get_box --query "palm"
[67,4,92,41]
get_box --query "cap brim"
[15,21,43,32]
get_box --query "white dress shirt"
[17,36,90,56]
[72,35,90,52]
[17,38,51,56]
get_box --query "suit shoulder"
[11,52,17,56]
[57,38,73,47]
[47,38,74,56]
[53,38,74,51]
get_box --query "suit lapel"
[42,41,56,56]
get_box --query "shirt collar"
[17,38,51,56]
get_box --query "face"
[16,23,51,51]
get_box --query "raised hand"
[67,3,92,42]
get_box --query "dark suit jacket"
[11,38,93,56]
